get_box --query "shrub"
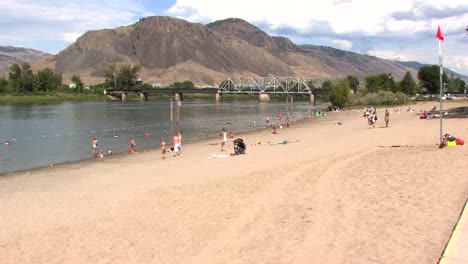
[348,91,407,106]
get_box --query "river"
[0,99,317,174]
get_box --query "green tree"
[346,75,359,93]
[329,79,350,107]
[181,80,195,88]
[321,80,333,89]
[117,64,141,89]
[365,73,396,93]
[453,78,466,93]
[399,71,419,95]
[104,64,141,89]
[20,63,35,92]
[35,68,61,92]
[71,75,84,92]
[446,74,466,93]
[417,65,448,93]
[8,63,22,92]
[168,81,195,89]
[104,64,118,89]
[0,76,8,93]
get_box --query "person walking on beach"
[161,139,167,159]
[266,115,270,127]
[385,109,390,127]
[91,137,98,157]
[221,128,228,151]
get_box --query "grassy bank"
[0,93,106,104]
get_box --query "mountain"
[395,61,468,81]
[48,16,421,85]
[0,46,51,73]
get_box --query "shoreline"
[0,109,322,176]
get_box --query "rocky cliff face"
[0,46,51,72]
[51,16,415,85]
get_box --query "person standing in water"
[130,137,137,153]
[91,137,98,156]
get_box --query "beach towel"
[210,154,231,158]
[447,140,456,147]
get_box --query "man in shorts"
[385,109,390,127]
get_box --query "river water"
[0,99,317,174]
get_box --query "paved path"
[440,199,468,264]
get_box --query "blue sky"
[1,0,467,75]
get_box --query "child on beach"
[221,128,228,151]
[173,133,181,157]
[177,131,182,155]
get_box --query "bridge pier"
[174,93,183,101]
[215,93,223,102]
[121,92,127,102]
[309,94,316,105]
[140,92,148,101]
[258,93,270,102]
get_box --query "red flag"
[437,25,445,41]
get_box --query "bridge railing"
[219,77,328,94]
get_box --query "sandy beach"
[1,100,467,264]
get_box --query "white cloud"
[0,0,151,53]
[1,0,467,75]
[168,0,468,75]
[330,39,353,51]
[63,33,82,43]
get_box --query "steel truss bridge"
[218,77,330,95]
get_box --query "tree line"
[0,62,88,94]
[328,65,466,107]
[2,63,465,103]
[0,63,197,95]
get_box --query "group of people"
[90,130,183,160]
[160,131,182,159]
[364,107,390,128]
[91,137,113,158]
[265,112,291,130]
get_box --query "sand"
[0,101,467,264]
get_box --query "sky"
[1,0,467,75]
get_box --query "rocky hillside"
[0,46,51,72]
[50,16,417,85]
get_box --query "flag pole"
[438,39,443,146]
